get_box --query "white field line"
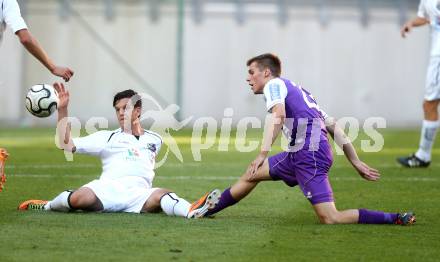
[6,173,438,182]
[7,164,98,169]
[7,162,440,169]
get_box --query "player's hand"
[53,82,69,110]
[246,153,266,178]
[352,160,380,181]
[400,22,412,38]
[52,66,74,82]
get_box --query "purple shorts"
[268,142,334,205]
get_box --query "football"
[25,84,59,118]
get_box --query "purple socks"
[206,188,238,216]
[358,209,399,224]
[206,192,400,223]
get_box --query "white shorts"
[425,56,440,101]
[83,176,158,213]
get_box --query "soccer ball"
[25,84,59,118]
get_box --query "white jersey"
[418,0,440,56]
[72,128,162,187]
[0,0,27,42]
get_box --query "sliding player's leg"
[18,187,102,212]
[142,188,221,218]
[142,188,189,217]
[297,163,416,226]
[207,152,294,216]
[313,202,415,226]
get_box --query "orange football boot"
[187,189,220,218]
[18,200,48,211]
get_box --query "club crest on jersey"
[147,143,157,153]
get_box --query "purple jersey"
[263,77,329,152]
[264,77,334,205]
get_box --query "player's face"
[114,98,141,129]
[247,62,269,94]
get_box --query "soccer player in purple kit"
[206,53,415,225]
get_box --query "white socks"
[45,190,73,212]
[160,193,191,217]
[415,120,440,162]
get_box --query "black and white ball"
[25,84,59,118]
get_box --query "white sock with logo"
[415,120,439,162]
[45,191,73,212]
[160,193,191,217]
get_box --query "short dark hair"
[246,53,282,77]
[113,89,142,108]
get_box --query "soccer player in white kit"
[1,0,73,81]
[18,83,220,218]
[398,0,440,167]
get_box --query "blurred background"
[0,0,428,127]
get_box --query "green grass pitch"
[0,128,439,261]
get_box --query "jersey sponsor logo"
[269,83,281,101]
[124,148,141,161]
[127,148,140,157]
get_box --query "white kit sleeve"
[417,0,428,19]
[72,131,111,156]
[263,78,288,112]
[3,0,27,33]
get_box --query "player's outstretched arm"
[54,83,76,153]
[247,103,285,177]
[15,29,74,81]
[400,17,429,38]
[325,117,380,181]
